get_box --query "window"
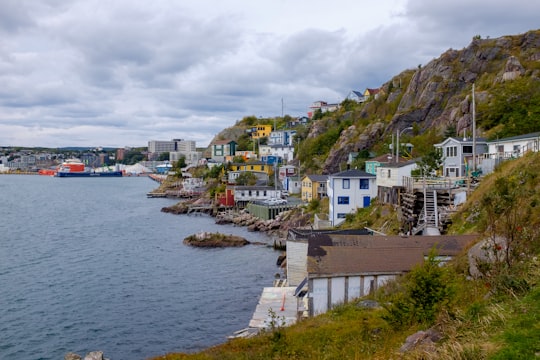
[343,179,350,189]
[463,145,473,154]
[337,196,349,204]
[360,179,369,189]
[446,146,457,157]
[387,169,391,178]
[337,213,347,219]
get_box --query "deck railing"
[403,176,461,192]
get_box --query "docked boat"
[55,159,123,178]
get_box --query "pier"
[230,286,298,339]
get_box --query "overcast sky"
[0,0,538,148]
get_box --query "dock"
[147,192,167,198]
[230,286,297,339]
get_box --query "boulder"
[65,353,82,360]
[84,352,105,360]
[399,328,442,353]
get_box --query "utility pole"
[397,127,413,163]
[472,83,476,172]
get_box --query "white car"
[264,198,287,205]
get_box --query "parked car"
[264,198,287,205]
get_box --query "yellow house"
[363,88,382,100]
[251,124,273,139]
[301,174,328,202]
[229,161,272,175]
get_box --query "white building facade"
[327,169,377,226]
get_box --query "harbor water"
[0,175,281,360]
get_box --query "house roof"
[304,174,328,182]
[287,228,372,241]
[378,159,418,168]
[366,154,393,163]
[329,169,375,178]
[434,137,487,147]
[364,88,380,95]
[308,247,423,275]
[486,131,540,143]
[233,185,277,191]
[231,161,266,166]
[306,234,476,276]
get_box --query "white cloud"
[0,0,538,148]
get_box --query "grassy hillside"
[150,153,540,360]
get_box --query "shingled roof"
[306,234,477,276]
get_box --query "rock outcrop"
[183,232,250,247]
[65,351,109,360]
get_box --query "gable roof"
[306,234,477,276]
[304,174,328,182]
[378,159,418,169]
[366,154,393,163]
[348,90,364,97]
[434,137,487,147]
[329,169,375,178]
[364,88,380,95]
[486,131,540,143]
[308,247,423,275]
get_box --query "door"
[363,196,371,207]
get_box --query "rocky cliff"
[320,30,540,173]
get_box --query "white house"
[327,169,377,226]
[480,132,540,174]
[259,144,295,163]
[376,160,417,205]
[345,90,365,102]
[269,130,297,146]
[233,186,282,206]
[433,137,487,177]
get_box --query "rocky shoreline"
[161,198,311,242]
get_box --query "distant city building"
[148,139,196,159]
[116,148,126,161]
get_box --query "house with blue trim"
[327,169,377,226]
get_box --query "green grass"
[489,283,540,359]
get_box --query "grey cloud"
[0,1,34,32]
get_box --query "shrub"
[383,250,456,327]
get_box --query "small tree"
[236,172,258,186]
[411,149,443,177]
[383,250,456,327]
[158,152,170,161]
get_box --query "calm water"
[0,175,281,360]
